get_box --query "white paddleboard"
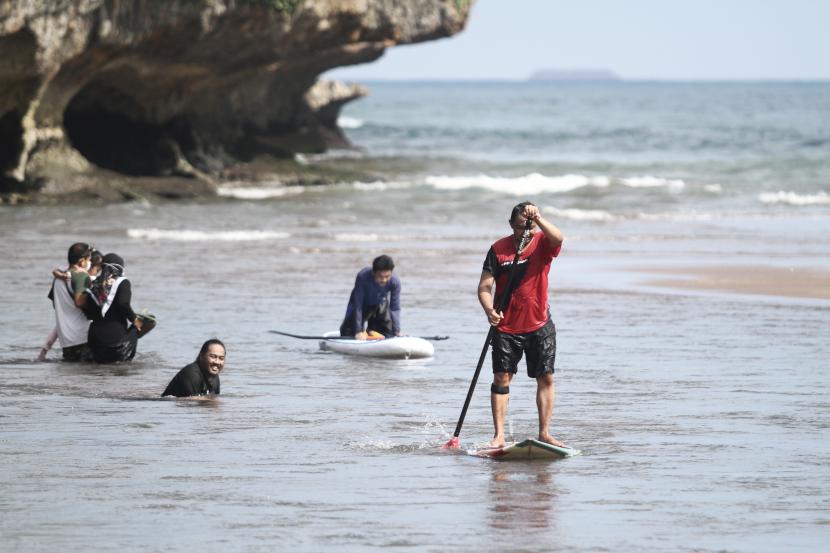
[470,438,580,460]
[318,331,435,359]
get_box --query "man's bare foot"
[538,433,566,448]
[488,437,507,448]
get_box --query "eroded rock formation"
[0,0,472,198]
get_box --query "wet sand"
[642,265,830,300]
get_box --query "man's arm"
[350,274,367,338]
[53,268,70,282]
[390,277,401,335]
[523,204,564,248]
[478,270,503,327]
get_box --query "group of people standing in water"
[45,243,155,363]
[41,201,567,447]
[42,242,224,397]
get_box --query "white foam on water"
[333,233,380,242]
[127,229,291,241]
[545,206,725,222]
[620,176,686,190]
[758,190,830,206]
[343,438,440,454]
[636,210,716,222]
[338,116,364,129]
[351,180,426,192]
[424,173,611,195]
[344,438,396,451]
[352,180,396,191]
[703,183,723,193]
[217,185,306,200]
[543,206,617,222]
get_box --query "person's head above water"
[371,254,395,286]
[197,338,226,377]
[99,253,126,281]
[67,242,91,267]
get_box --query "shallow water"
[2,192,829,553]
[3,82,830,552]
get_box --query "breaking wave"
[127,229,290,241]
[620,176,686,190]
[338,116,364,129]
[217,185,306,200]
[423,173,697,196]
[424,173,611,195]
[333,233,380,242]
[543,206,617,222]
[352,181,407,191]
[758,191,830,206]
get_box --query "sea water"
[1,82,829,552]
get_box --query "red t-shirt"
[482,231,561,334]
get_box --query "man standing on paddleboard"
[478,202,566,448]
[340,254,402,340]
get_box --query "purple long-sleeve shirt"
[343,267,401,334]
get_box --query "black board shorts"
[340,301,394,338]
[491,319,556,378]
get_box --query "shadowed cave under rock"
[63,81,192,177]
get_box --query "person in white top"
[38,250,102,361]
[47,243,93,361]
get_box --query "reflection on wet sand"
[487,464,559,531]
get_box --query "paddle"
[269,330,450,341]
[443,218,533,449]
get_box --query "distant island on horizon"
[528,68,622,82]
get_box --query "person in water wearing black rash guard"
[85,253,155,363]
[162,339,226,397]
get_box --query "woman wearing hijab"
[86,253,155,363]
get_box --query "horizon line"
[326,76,830,84]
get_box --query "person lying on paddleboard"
[478,202,566,448]
[162,339,225,397]
[339,254,402,340]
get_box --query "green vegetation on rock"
[454,0,472,13]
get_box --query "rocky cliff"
[0,0,472,201]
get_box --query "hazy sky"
[326,0,830,81]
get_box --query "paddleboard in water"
[470,438,580,460]
[318,331,434,359]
